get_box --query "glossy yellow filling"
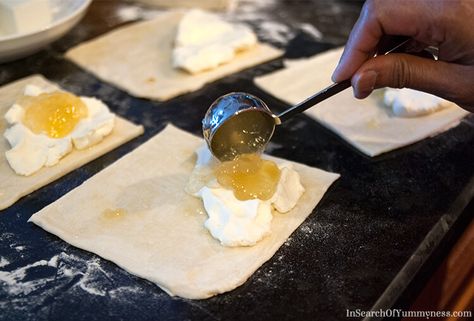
[22,91,88,138]
[102,208,127,220]
[215,153,281,201]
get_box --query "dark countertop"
[0,1,473,320]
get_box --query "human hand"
[331,0,474,112]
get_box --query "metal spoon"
[202,36,414,161]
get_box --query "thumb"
[351,53,473,110]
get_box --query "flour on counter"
[108,285,141,299]
[229,0,322,46]
[259,21,294,45]
[229,0,294,46]
[0,257,9,268]
[116,5,142,21]
[75,259,108,296]
[0,256,58,296]
[115,3,164,22]
[298,22,323,40]
[299,224,314,234]
[0,250,168,320]
[0,252,108,297]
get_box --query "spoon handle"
[275,36,413,124]
[276,80,351,123]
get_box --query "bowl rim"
[0,0,93,42]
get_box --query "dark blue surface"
[1,1,473,321]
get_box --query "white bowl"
[0,0,92,64]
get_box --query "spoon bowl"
[202,92,277,161]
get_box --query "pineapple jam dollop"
[186,145,306,247]
[4,84,116,177]
[22,91,88,138]
[214,153,281,201]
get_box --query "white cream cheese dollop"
[4,85,115,176]
[384,88,450,117]
[187,145,305,247]
[199,187,273,247]
[172,9,257,74]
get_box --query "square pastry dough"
[0,75,144,210]
[255,48,469,156]
[30,125,339,299]
[66,11,283,101]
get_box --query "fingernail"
[355,70,377,98]
[331,65,341,82]
[331,52,346,82]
